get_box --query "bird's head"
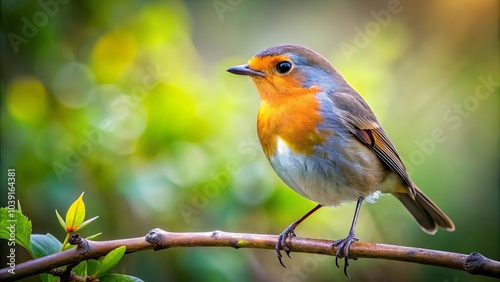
[227,45,348,101]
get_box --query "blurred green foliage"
[1,1,498,281]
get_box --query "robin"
[227,44,455,276]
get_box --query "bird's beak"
[227,64,266,77]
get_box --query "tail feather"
[393,186,455,234]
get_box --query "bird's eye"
[276,61,292,74]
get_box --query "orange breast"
[257,87,329,158]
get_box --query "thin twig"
[0,229,498,281]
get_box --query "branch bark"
[1,228,498,281]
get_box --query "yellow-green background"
[1,1,498,281]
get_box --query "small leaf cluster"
[0,193,143,282]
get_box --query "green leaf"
[86,232,102,240]
[75,215,99,232]
[55,209,66,230]
[96,246,126,275]
[17,200,22,213]
[65,192,86,232]
[39,273,58,282]
[31,234,64,282]
[99,274,144,282]
[0,207,32,252]
[30,233,62,258]
[72,260,88,278]
[86,259,101,277]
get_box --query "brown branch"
[0,228,498,281]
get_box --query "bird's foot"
[275,226,298,267]
[329,233,358,277]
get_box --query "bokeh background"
[1,0,499,281]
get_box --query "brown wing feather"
[331,91,416,198]
[364,127,414,195]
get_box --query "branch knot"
[464,252,486,275]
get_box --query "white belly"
[269,137,382,207]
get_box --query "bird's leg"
[276,204,322,267]
[330,196,364,277]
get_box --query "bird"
[226,44,455,276]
